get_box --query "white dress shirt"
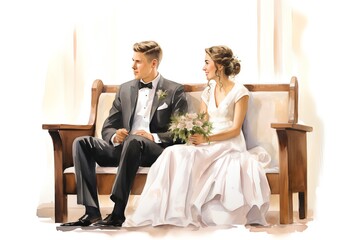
[112,74,162,145]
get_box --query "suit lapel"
[150,76,163,120]
[129,82,138,128]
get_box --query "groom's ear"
[151,58,158,69]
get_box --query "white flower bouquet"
[169,112,213,144]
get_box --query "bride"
[123,45,271,227]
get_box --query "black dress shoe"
[60,214,102,227]
[94,214,124,227]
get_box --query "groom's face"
[132,52,157,82]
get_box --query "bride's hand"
[189,134,206,145]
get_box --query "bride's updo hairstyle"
[205,45,241,77]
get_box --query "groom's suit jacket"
[101,75,188,147]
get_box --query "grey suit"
[73,75,188,217]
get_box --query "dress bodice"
[201,81,249,134]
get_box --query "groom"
[61,40,188,227]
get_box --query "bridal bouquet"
[169,112,213,144]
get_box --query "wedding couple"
[61,40,271,228]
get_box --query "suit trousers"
[73,135,165,213]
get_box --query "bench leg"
[277,129,294,224]
[279,190,293,224]
[298,191,307,219]
[48,130,69,223]
[55,193,68,223]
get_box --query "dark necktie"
[139,81,153,89]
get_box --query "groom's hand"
[134,130,154,141]
[114,128,129,143]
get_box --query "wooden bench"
[42,76,313,224]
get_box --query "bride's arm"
[189,95,248,145]
[207,95,249,142]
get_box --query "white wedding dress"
[123,81,271,227]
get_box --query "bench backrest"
[92,77,298,169]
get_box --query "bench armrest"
[270,121,312,223]
[271,123,313,132]
[42,123,93,131]
[42,123,95,169]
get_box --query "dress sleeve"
[235,84,249,103]
[201,85,211,106]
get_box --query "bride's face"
[203,53,216,81]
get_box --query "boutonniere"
[156,89,168,100]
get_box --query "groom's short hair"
[133,40,163,68]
